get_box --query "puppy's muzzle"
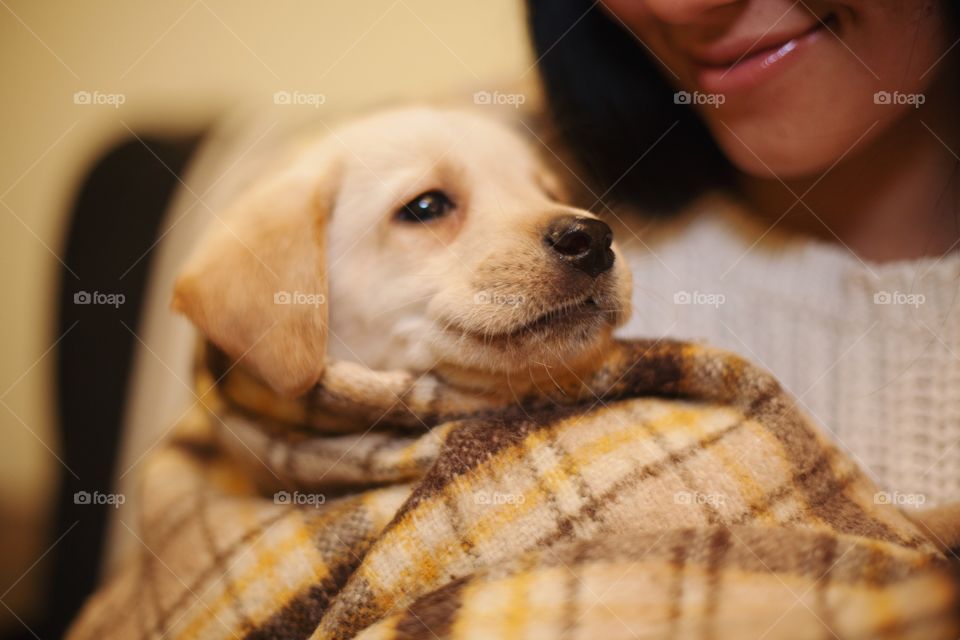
[543,215,615,278]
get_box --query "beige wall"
[0,0,532,627]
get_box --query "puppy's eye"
[395,190,455,223]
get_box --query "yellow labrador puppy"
[173,107,632,396]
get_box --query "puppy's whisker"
[526,361,565,410]
[505,370,537,420]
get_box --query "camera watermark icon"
[274,490,326,508]
[273,90,326,108]
[673,290,725,308]
[274,290,325,307]
[874,491,926,508]
[473,291,525,307]
[873,291,925,308]
[674,90,726,109]
[74,490,126,508]
[873,91,925,109]
[474,491,525,506]
[74,290,125,308]
[674,490,725,507]
[73,90,126,109]
[473,90,527,108]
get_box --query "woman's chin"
[708,118,880,181]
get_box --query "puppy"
[173,107,633,396]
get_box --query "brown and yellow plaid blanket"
[70,339,960,639]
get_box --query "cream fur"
[174,107,632,396]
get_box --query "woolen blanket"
[68,339,960,639]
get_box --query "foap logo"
[274,490,326,508]
[674,490,726,507]
[74,490,126,508]
[473,90,527,108]
[73,90,126,109]
[674,90,725,108]
[273,90,326,108]
[873,291,925,308]
[74,290,125,308]
[474,491,525,506]
[673,290,725,308]
[874,491,926,508]
[473,291,525,307]
[274,290,325,307]
[873,90,925,109]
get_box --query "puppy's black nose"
[544,216,615,278]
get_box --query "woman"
[528,0,960,505]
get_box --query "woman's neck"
[738,74,960,263]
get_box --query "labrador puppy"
[173,107,633,397]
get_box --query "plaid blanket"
[69,338,960,639]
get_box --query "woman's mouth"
[690,13,837,94]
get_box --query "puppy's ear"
[172,155,339,397]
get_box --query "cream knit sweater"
[613,194,960,507]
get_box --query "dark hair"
[526,0,733,214]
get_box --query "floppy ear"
[172,155,338,397]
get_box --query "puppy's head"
[174,107,632,396]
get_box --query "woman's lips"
[691,20,828,94]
